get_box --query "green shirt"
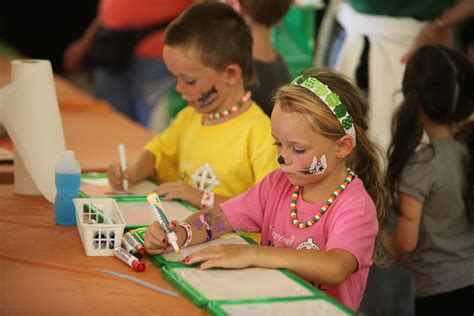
[351,0,456,21]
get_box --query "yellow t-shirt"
[144,103,279,198]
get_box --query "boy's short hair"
[164,2,256,86]
[240,0,293,27]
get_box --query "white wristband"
[180,223,193,248]
[200,191,215,209]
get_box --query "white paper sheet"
[220,299,350,315]
[80,177,157,197]
[0,59,65,202]
[172,267,314,300]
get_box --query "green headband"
[291,75,356,142]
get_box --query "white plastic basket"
[74,198,126,256]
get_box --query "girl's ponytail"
[351,122,393,265]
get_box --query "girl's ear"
[335,135,355,159]
[224,63,243,85]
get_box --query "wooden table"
[0,185,203,315]
[0,58,203,314]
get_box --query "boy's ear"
[335,135,355,159]
[224,63,243,85]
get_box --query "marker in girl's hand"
[147,193,180,254]
[118,144,131,194]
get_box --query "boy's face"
[163,45,230,113]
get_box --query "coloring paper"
[216,299,352,315]
[170,267,315,300]
[80,177,157,197]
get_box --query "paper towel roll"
[0,59,65,202]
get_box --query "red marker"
[114,247,146,272]
[123,232,147,256]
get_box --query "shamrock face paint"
[299,155,327,175]
[197,85,219,108]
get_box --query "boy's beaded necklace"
[290,169,355,229]
[207,91,251,120]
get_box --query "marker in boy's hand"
[107,158,132,193]
[118,144,130,194]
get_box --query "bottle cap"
[132,260,146,272]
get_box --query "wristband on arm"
[179,222,193,248]
[200,190,215,209]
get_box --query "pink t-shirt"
[221,169,378,310]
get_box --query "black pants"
[415,284,474,316]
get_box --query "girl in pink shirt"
[144,68,391,311]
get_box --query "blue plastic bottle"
[54,150,81,226]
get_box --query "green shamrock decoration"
[315,83,329,96]
[305,77,317,88]
[334,104,347,118]
[342,116,354,130]
[326,93,340,107]
[295,75,306,85]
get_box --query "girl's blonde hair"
[274,68,392,265]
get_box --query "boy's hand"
[182,244,258,269]
[154,181,203,207]
[107,161,129,190]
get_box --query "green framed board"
[135,228,254,267]
[207,296,356,315]
[79,173,195,229]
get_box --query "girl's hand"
[154,181,203,206]
[182,244,258,269]
[144,220,182,254]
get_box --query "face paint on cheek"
[298,155,327,175]
[197,85,219,108]
[277,155,285,165]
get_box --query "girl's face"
[163,45,233,114]
[271,103,340,187]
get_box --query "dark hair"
[275,68,392,266]
[386,45,474,220]
[164,2,256,86]
[240,0,293,27]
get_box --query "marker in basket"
[114,247,146,272]
[123,232,147,256]
[118,144,129,193]
[147,192,180,254]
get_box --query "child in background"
[144,68,391,311]
[228,0,292,117]
[108,2,278,209]
[387,45,474,316]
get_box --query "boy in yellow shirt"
[108,2,278,210]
